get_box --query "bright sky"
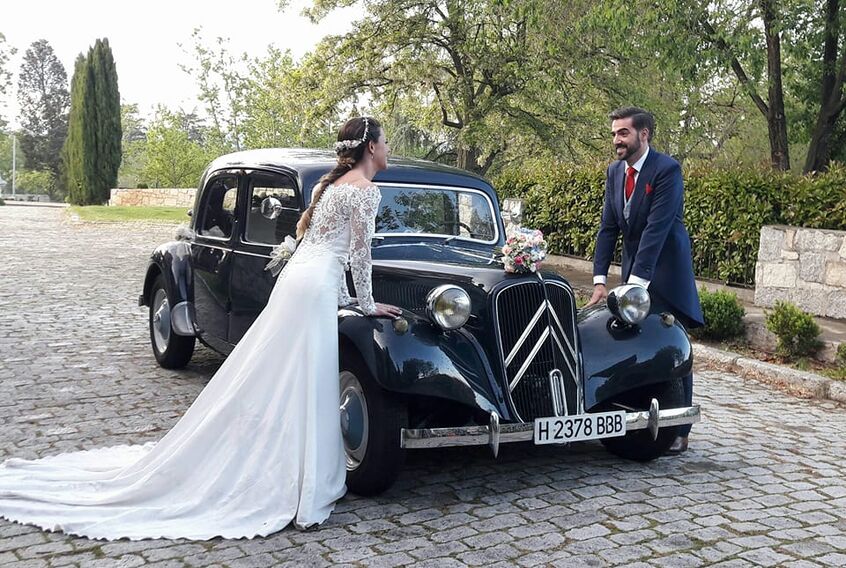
[1,0,357,125]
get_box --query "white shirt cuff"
[628,274,651,288]
[593,275,607,285]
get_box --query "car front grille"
[494,278,581,421]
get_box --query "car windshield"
[374,185,497,243]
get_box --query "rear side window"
[198,175,238,239]
[245,173,300,245]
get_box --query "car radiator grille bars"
[494,279,581,422]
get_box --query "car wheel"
[339,357,407,496]
[599,378,684,462]
[149,274,195,369]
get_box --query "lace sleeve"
[348,184,381,315]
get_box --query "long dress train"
[0,182,382,540]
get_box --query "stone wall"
[109,188,196,208]
[755,225,846,319]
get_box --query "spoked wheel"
[599,378,684,462]
[149,274,195,369]
[340,358,407,496]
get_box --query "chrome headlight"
[607,284,651,325]
[426,285,471,330]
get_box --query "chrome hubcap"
[339,370,369,471]
[151,288,171,354]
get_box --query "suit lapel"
[628,150,657,228]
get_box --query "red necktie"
[625,166,636,200]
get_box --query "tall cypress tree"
[90,39,121,202]
[61,38,121,205]
[63,54,93,204]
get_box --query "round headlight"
[426,285,471,330]
[607,284,651,325]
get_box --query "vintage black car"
[139,149,700,495]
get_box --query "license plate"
[534,411,627,445]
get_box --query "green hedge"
[493,161,846,286]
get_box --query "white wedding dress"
[0,182,382,540]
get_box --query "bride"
[0,116,402,540]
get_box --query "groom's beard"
[616,138,641,161]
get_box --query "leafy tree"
[17,39,70,197]
[144,107,212,188]
[0,33,15,130]
[90,38,122,200]
[293,0,548,174]
[13,169,55,195]
[787,0,846,172]
[63,54,96,204]
[180,29,246,152]
[62,39,122,205]
[0,133,26,189]
[118,103,148,188]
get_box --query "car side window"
[198,175,238,239]
[245,173,300,245]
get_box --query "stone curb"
[694,342,846,404]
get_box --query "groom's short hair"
[609,107,655,142]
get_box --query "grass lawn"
[68,206,190,223]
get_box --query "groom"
[587,106,703,453]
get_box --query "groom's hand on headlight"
[586,284,607,307]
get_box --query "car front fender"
[141,241,197,336]
[578,305,693,411]
[338,309,509,419]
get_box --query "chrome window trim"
[373,182,500,245]
[233,249,272,259]
[192,242,229,252]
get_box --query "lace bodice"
[292,182,381,315]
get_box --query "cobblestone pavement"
[1,205,845,567]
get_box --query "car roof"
[205,148,494,194]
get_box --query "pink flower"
[515,256,523,265]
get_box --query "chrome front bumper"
[400,401,700,457]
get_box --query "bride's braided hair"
[296,116,382,240]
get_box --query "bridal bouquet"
[501,227,547,274]
[264,235,298,276]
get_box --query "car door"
[192,171,241,345]
[228,169,302,343]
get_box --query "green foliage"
[90,39,122,201]
[765,301,822,359]
[63,54,94,205]
[0,33,15,129]
[834,343,846,369]
[690,288,745,340]
[118,104,148,188]
[836,342,846,368]
[0,132,25,185]
[0,198,5,206]
[493,160,606,258]
[143,107,212,188]
[13,170,55,195]
[17,39,69,200]
[62,39,122,205]
[494,161,846,286]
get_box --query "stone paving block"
[1,207,846,567]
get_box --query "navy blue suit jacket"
[593,150,704,327]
